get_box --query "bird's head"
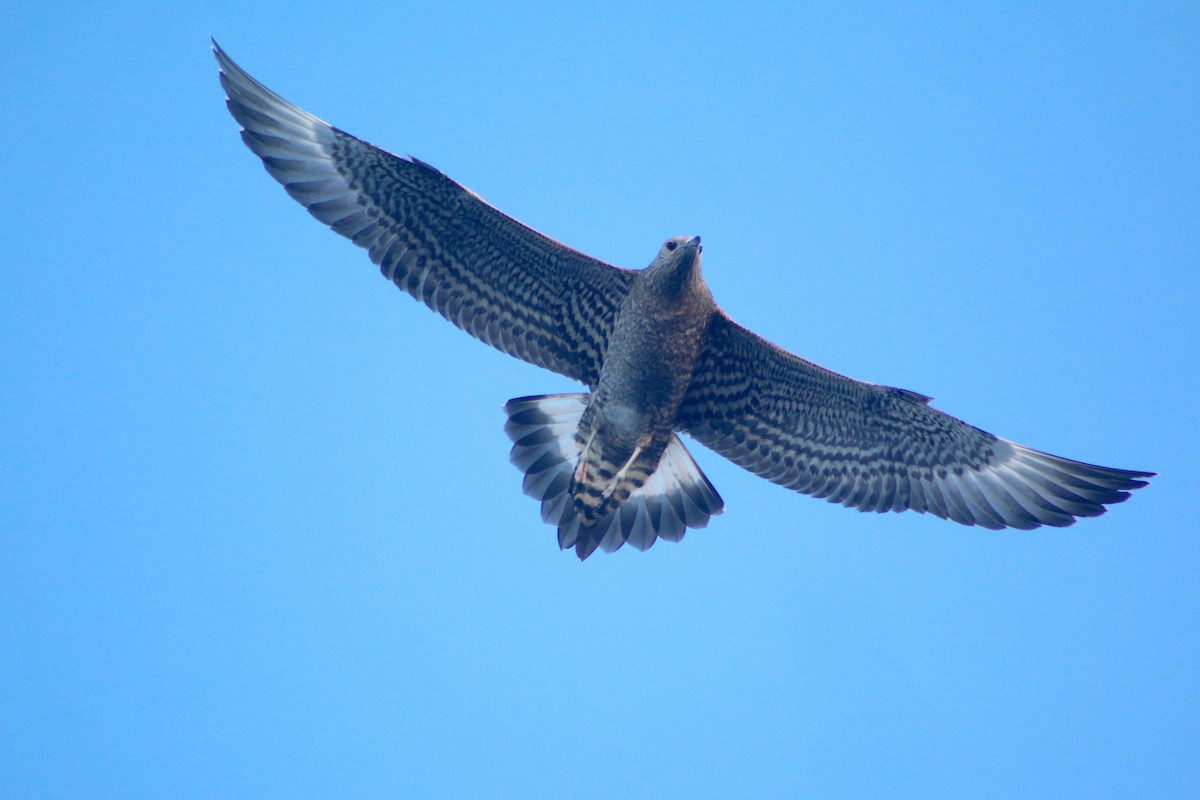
[645,236,703,296]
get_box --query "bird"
[213,41,1153,560]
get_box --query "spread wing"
[214,42,634,387]
[677,312,1153,529]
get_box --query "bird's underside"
[214,41,1153,560]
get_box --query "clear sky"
[3,2,1197,798]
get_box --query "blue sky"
[3,2,1197,798]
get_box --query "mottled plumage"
[215,42,1152,559]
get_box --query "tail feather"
[504,394,724,560]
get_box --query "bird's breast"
[597,290,710,421]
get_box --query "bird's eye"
[666,241,677,251]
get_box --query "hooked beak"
[679,237,702,271]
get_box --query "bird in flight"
[214,42,1152,559]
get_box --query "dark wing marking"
[677,312,1153,529]
[214,42,634,387]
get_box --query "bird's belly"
[599,401,652,444]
